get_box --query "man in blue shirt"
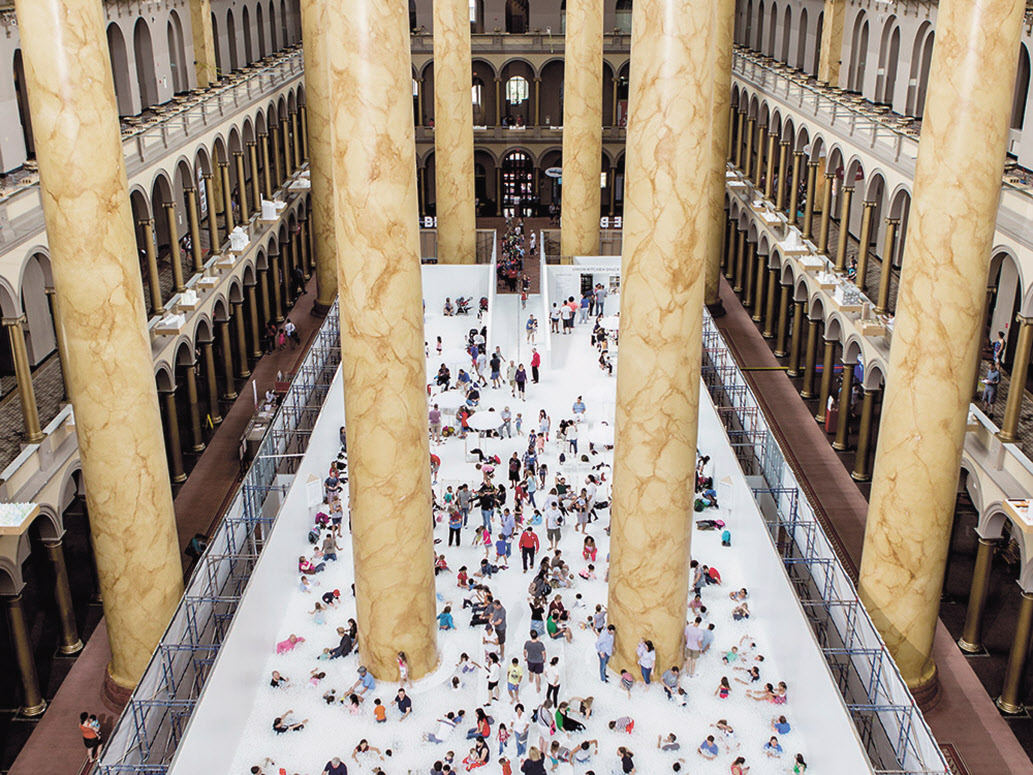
[572,397,586,417]
[347,666,375,700]
[698,735,719,759]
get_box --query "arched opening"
[501,61,534,125]
[106,23,134,116]
[471,60,496,126]
[743,0,754,47]
[280,0,289,46]
[1012,44,1031,130]
[167,11,189,93]
[410,0,418,30]
[849,14,869,92]
[474,150,496,216]
[212,12,223,76]
[269,0,278,52]
[21,253,56,364]
[133,18,159,110]
[796,9,808,71]
[13,50,34,159]
[226,9,239,71]
[907,25,935,118]
[539,60,564,127]
[505,0,529,34]
[257,3,267,58]
[243,6,254,66]
[876,21,900,106]
[766,2,777,56]
[756,0,765,51]
[501,150,534,218]
[781,6,792,64]
[470,0,484,33]
[813,13,824,78]
[615,0,633,34]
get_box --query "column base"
[23,431,46,445]
[58,639,84,656]
[997,696,1028,715]
[251,349,263,360]
[814,412,826,423]
[787,369,800,378]
[20,699,46,717]
[239,369,252,379]
[102,667,134,712]
[705,301,726,318]
[733,284,743,293]
[171,472,187,484]
[832,441,849,451]
[273,315,285,324]
[191,442,207,453]
[998,431,1019,444]
[222,392,238,401]
[311,300,334,317]
[774,349,788,358]
[751,313,763,324]
[957,637,986,655]
[801,390,815,399]
[211,414,223,426]
[908,667,940,712]
[850,471,871,482]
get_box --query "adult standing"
[531,348,541,384]
[516,364,528,400]
[490,600,508,659]
[429,403,443,442]
[545,504,563,552]
[523,630,548,692]
[519,527,540,572]
[594,283,608,315]
[596,624,615,682]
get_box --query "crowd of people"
[246,284,810,775]
[497,217,531,294]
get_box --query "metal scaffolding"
[95,304,341,775]
[702,309,949,775]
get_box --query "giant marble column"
[704,0,736,308]
[560,0,604,258]
[609,0,715,677]
[433,0,478,264]
[300,0,339,311]
[858,0,1026,702]
[189,0,218,87]
[817,0,846,86]
[14,0,184,691]
[326,0,437,679]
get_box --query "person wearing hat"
[346,666,376,701]
[322,588,341,607]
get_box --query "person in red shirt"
[430,452,441,485]
[79,712,102,762]
[519,527,540,573]
[530,349,541,384]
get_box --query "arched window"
[506,75,529,104]
[227,9,239,71]
[133,18,159,109]
[505,0,529,33]
[242,6,254,65]
[1012,44,1030,129]
[616,0,633,34]
[472,78,484,106]
[107,23,134,115]
[257,4,267,57]
[469,0,484,33]
[12,51,33,158]
[410,0,418,31]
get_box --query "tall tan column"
[833,185,854,272]
[247,142,262,212]
[801,317,819,397]
[189,0,218,87]
[4,593,45,715]
[232,301,250,377]
[832,361,854,450]
[1000,316,1033,441]
[218,320,237,399]
[44,287,71,401]
[246,283,262,359]
[855,200,875,291]
[259,269,272,328]
[160,388,187,484]
[859,0,1026,700]
[851,386,879,480]
[43,539,83,655]
[299,0,339,311]
[751,252,766,321]
[200,338,222,425]
[184,360,205,452]
[300,106,309,161]
[743,117,755,179]
[270,256,284,322]
[958,537,996,653]
[16,0,184,690]
[773,281,790,354]
[433,0,478,264]
[788,152,803,225]
[753,124,765,187]
[259,133,273,197]
[203,172,221,255]
[787,299,805,376]
[998,591,1033,713]
[763,130,777,198]
[774,141,789,211]
[219,161,235,232]
[3,316,44,444]
[817,0,846,86]
[560,0,604,257]
[164,203,185,292]
[802,161,818,240]
[233,152,250,223]
[290,110,301,169]
[300,219,312,280]
[326,0,438,679]
[282,118,295,176]
[875,217,898,315]
[817,173,834,255]
[723,219,736,279]
[609,0,715,677]
[734,110,745,168]
[140,219,164,314]
[271,124,283,189]
[184,186,204,272]
[704,0,735,307]
[815,338,836,423]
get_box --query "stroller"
[456,296,472,315]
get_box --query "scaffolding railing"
[701,308,949,775]
[94,303,342,775]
